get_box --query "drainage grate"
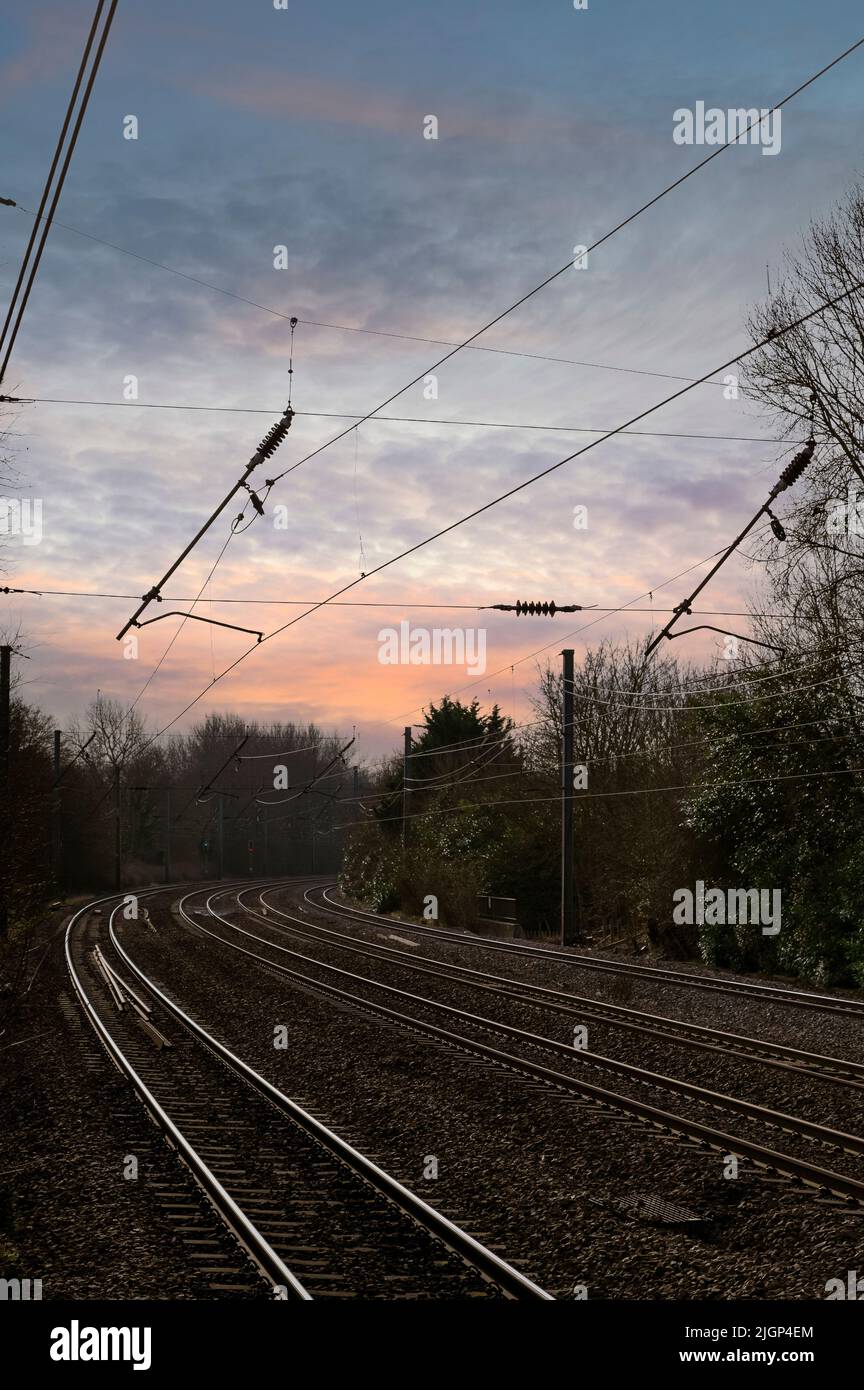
[613,1192,704,1228]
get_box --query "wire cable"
[0,0,106,363]
[113,34,864,635]
[0,0,119,384]
[328,729,858,808]
[0,584,782,617]
[0,394,798,448]
[8,32,862,396]
[135,270,864,748]
[326,764,864,833]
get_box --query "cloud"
[4,0,859,755]
[0,12,87,104]
[185,67,618,148]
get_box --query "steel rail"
[316,886,864,1017]
[249,885,864,1090]
[207,888,864,1158]
[112,887,552,1301]
[182,886,864,1208]
[65,886,312,1299]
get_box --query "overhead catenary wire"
[313,733,836,812]
[0,584,783,617]
[5,554,790,760]
[407,659,850,758]
[237,741,334,762]
[568,672,847,715]
[405,740,512,785]
[321,728,860,809]
[5,569,838,744]
[251,737,356,808]
[576,642,853,701]
[64,719,859,824]
[0,213,752,389]
[22,46,861,750]
[234,295,864,672]
[111,35,864,644]
[4,33,862,398]
[375,531,775,726]
[265,34,864,499]
[3,38,861,783]
[0,393,803,449]
[133,276,864,752]
[0,0,106,365]
[324,764,864,833]
[0,0,120,384]
[394,654,852,766]
[260,772,348,827]
[4,545,781,768]
[71,650,836,828]
[375,440,864,728]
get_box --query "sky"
[1,0,863,760]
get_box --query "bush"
[698,915,780,974]
[395,849,485,931]
[340,825,486,930]
[339,822,400,912]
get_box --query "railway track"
[177,882,864,1214]
[249,883,864,1092]
[66,885,552,1301]
[311,885,864,1018]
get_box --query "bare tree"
[744,181,864,612]
[741,180,864,733]
[70,695,151,776]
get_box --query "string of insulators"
[766,506,786,541]
[769,436,816,499]
[253,407,294,464]
[490,601,583,616]
[244,485,266,516]
[287,316,298,408]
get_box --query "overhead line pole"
[113,763,122,891]
[46,732,98,890]
[402,727,412,851]
[51,730,62,889]
[560,649,576,947]
[0,646,10,936]
[164,788,172,884]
